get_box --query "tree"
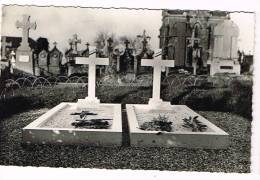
[35,37,49,55]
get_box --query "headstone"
[1,37,12,60]
[37,49,48,76]
[75,56,109,108]
[49,42,62,75]
[136,30,154,73]
[15,14,37,75]
[120,39,134,74]
[105,37,116,75]
[141,57,175,108]
[210,20,240,75]
[113,44,124,72]
[69,34,81,54]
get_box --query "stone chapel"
[159,10,240,75]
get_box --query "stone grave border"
[126,104,229,149]
[22,102,122,146]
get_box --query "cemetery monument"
[15,14,37,75]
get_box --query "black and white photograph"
[0,1,258,179]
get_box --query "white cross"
[75,56,109,108]
[141,57,175,107]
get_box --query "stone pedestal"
[77,97,101,109]
[210,59,240,76]
[15,47,34,75]
[148,98,171,109]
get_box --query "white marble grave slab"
[23,102,122,146]
[126,104,229,149]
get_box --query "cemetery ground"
[0,74,252,172]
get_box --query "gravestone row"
[23,49,229,149]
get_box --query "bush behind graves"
[170,78,253,119]
[0,95,44,119]
[180,88,232,112]
[229,79,252,119]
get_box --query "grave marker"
[16,15,36,51]
[141,57,174,107]
[211,20,240,75]
[75,56,109,108]
[15,14,36,74]
[69,34,81,54]
[186,31,201,75]
[49,42,62,75]
[1,37,12,60]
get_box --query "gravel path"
[0,108,251,172]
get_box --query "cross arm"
[30,22,37,30]
[141,59,175,67]
[15,21,22,28]
[75,57,109,66]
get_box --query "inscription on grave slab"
[19,55,30,62]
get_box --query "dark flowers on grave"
[140,114,173,132]
[70,111,112,129]
[182,116,207,132]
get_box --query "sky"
[1,5,255,54]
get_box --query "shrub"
[0,96,44,119]
[169,77,253,119]
[179,88,232,112]
[229,79,252,119]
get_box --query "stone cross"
[137,30,151,50]
[85,42,90,49]
[1,37,12,60]
[16,14,36,49]
[141,58,175,107]
[124,39,130,49]
[69,34,81,53]
[75,56,109,107]
[107,38,113,48]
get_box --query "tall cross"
[75,57,109,105]
[1,37,12,59]
[69,34,81,53]
[16,14,36,48]
[141,58,175,105]
[137,30,151,49]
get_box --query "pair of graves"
[23,56,229,149]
